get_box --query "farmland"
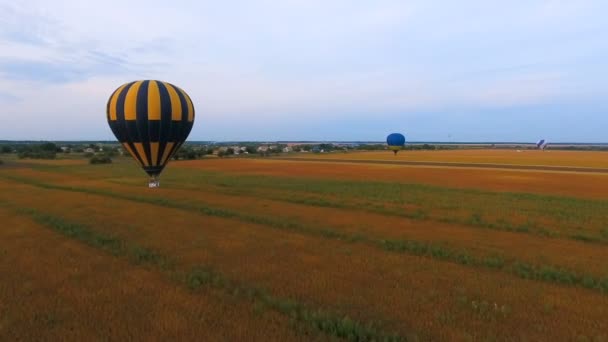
[1,150,608,341]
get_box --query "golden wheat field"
[1,150,608,341]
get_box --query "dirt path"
[273,157,608,174]
[178,158,608,199]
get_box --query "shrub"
[89,155,112,164]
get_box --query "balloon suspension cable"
[148,175,160,188]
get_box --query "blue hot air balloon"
[386,133,406,155]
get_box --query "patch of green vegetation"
[186,267,403,341]
[512,262,608,293]
[570,233,602,243]
[16,207,124,255]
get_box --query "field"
[1,150,608,341]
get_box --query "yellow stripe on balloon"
[124,81,143,120]
[133,143,149,167]
[147,81,161,121]
[150,142,159,166]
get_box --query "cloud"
[0,3,61,46]
[0,91,19,103]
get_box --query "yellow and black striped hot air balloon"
[106,80,195,187]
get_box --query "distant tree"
[226,148,235,155]
[245,146,256,154]
[1,146,12,153]
[40,142,58,152]
[173,146,197,160]
[217,150,227,158]
[319,143,334,152]
[356,144,384,151]
[0,159,3,165]
[104,149,118,157]
[17,143,57,159]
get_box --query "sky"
[0,0,606,142]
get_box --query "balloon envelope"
[106,80,195,178]
[386,133,406,151]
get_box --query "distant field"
[1,150,607,341]
[288,149,608,168]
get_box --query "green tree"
[40,142,58,152]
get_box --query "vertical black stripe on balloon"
[135,81,152,166]
[182,91,195,140]
[115,82,134,143]
[107,121,121,141]
[175,87,190,143]
[165,83,181,144]
[156,81,173,160]
[148,81,161,166]
[148,82,161,142]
